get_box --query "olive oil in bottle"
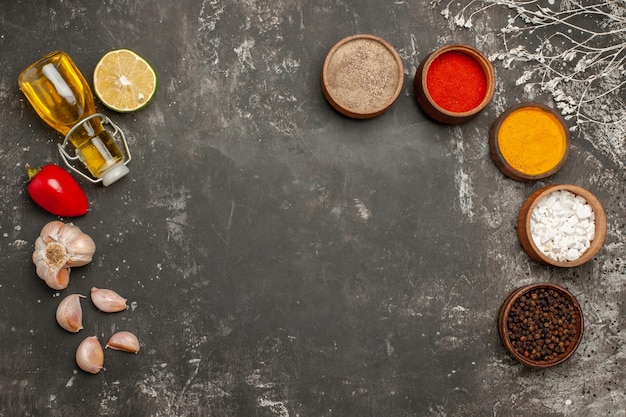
[18,51,129,186]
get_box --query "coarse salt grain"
[530,190,595,262]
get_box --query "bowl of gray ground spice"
[322,34,404,119]
[497,283,584,368]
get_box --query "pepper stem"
[26,163,41,182]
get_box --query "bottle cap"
[101,163,130,186]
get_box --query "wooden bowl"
[413,44,495,124]
[321,34,404,119]
[517,184,607,267]
[490,103,570,181]
[497,283,584,368]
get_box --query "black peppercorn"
[506,287,580,363]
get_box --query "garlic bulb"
[56,294,85,333]
[76,336,104,374]
[32,221,96,290]
[90,287,128,313]
[106,331,140,353]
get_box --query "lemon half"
[93,49,157,112]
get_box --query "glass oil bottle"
[18,51,130,186]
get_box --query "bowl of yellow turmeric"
[489,103,570,181]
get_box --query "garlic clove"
[32,221,96,290]
[56,294,85,333]
[35,263,70,291]
[106,331,140,354]
[61,223,96,267]
[76,336,104,374]
[54,267,71,290]
[39,220,65,243]
[90,287,128,313]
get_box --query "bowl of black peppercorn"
[497,283,584,368]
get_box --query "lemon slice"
[93,49,157,112]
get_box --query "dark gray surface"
[1,1,625,416]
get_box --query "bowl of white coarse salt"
[517,184,607,267]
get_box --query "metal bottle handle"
[58,113,132,183]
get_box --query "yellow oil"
[18,51,124,178]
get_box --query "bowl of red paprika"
[489,103,570,181]
[497,283,584,368]
[414,44,495,124]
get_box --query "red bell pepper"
[26,164,89,217]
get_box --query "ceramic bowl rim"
[517,184,607,267]
[489,102,571,181]
[497,283,584,368]
[418,43,495,118]
[321,33,404,119]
